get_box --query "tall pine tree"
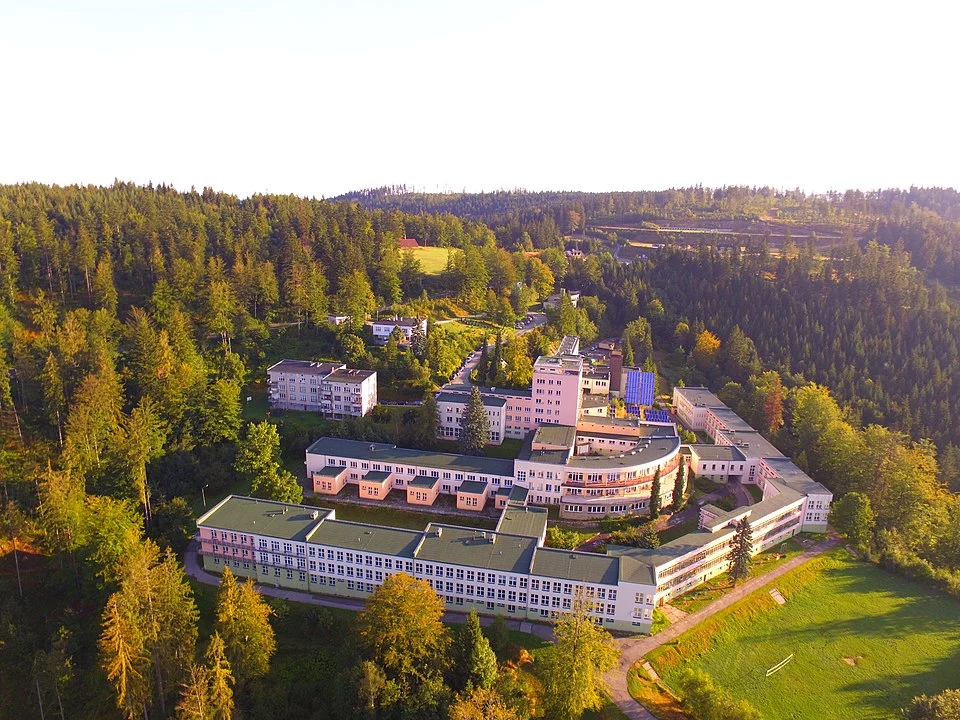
[729,519,754,586]
[649,467,662,520]
[459,387,490,456]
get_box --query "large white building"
[267,360,377,419]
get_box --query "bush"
[677,668,763,720]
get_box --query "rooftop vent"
[488,533,497,544]
[310,510,319,519]
[369,443,376,451]
[436,527,443,538]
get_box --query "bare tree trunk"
[35,675,46,720]
[13,537,23,597]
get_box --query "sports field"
[403,245,449,274]
[646,548,960,719]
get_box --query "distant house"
[370,316,427,344]
[398,237,420,249]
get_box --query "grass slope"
[403,246,450,275]
[648,548,960,720]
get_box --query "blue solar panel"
[644,409,671,423]
[624,371,656,407]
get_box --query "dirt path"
[604,537,838,719]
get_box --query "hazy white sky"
[1,0,957,198]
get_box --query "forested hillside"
[342,186,960,283]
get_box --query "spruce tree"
[649,467,662,520]
[459,387,490,456]
[674,462,687,510]
[729,519,754,586]
[452,610,498,692]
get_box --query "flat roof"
[534,354,583,372]
[708,407,753,431]
[267,359,343,376]
[531,548,620,586]
[436,391,507,408]
[688,444,746,462]
[457,480,488,495]
[306,437,515,478]
[496,505,547,539]
[532,424,577,447]
[674,386,725,408]
[325,368,376,384]
[314,465,346,477]
[580,395,610,410]
[557,335,580,355]
[418,524,537,574]
[306,518,423,557]
[509,485,529,502]
[716,429,781,460]
[614,527,737,570]
[197,495,329,541]
[361,470,392,482]
[409,474,441,489]
[373,317,423,327]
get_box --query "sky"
[1,0,957,198]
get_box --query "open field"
[645,548,960,720]
[403,245,449,274]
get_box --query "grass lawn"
[403,246,450,275]
[669,538,804,613]
[745,483,764,503]
[645,548,960,720]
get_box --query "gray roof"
[496,505,547,539]
[418,525,537,574]
[531,548,620,585]
[306,437,515,478]
[409,474,441,489]
[361,470,392,482]
[708,407,753,432]
[613,527,737,570]
[436,391,507,408]
[325,368,376,384]
[688,444,746,462]
[509,486,529,502]
[532,424,577,447]
[674,386,725,408]
[761,457,831,496]
[197,495,329,541]
[267,359,343,376]
[581,395,610,409]
[314,465,346,477]
[306,518,424,557]
[716,429,781,460]
[457,480,488,495]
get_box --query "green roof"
[315,465,345,477]
[418,524,537,574]
[306,437,514,478]
[197,496,329,541]
[306,519,423,557]
[496,505,546,539]
[457,480,488,495]
[361,470,392,482]
[531,548,620,585]
[496,487,512,496]
[409,474,441,489]
[509,485,529,502]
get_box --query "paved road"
[184,541,555,640]
[603,537,838,720]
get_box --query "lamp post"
[201,484,210,509]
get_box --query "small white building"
[370,316,427,344]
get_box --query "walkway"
[603,537,838,720]
[183,542,556,641]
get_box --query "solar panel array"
[644,409,671,423]
[624,371,656,407]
